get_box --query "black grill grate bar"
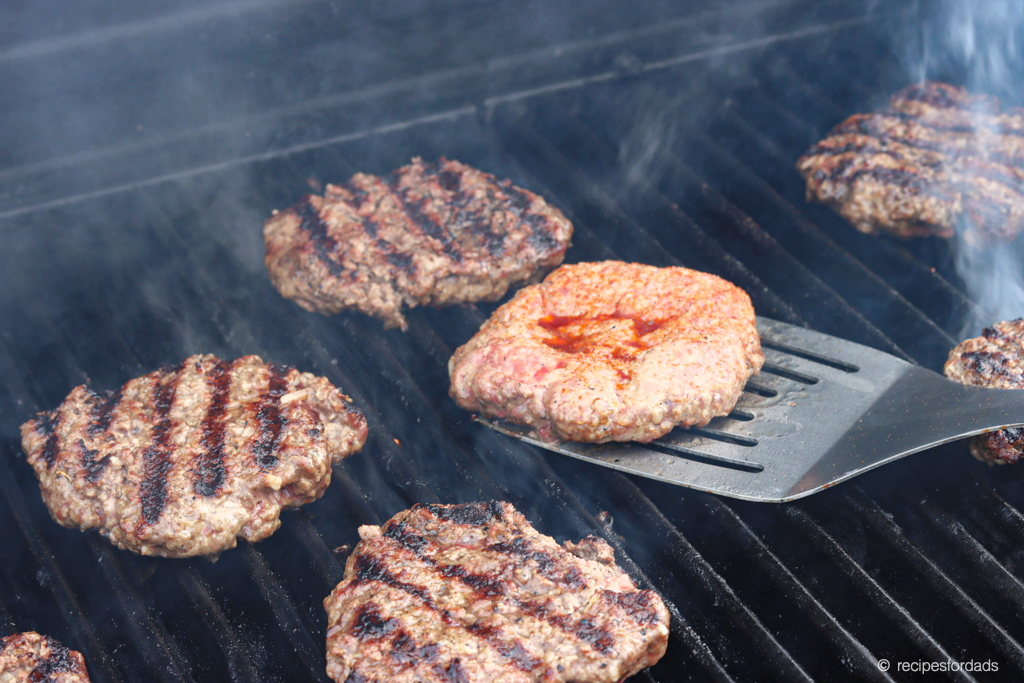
[954,473,1024,549]
[607,476,822,682]
[179,568,262,682]
[843,487,1024,673]
[0,457,122,683]
[91,542,193,683]
[907,490,1024,617]
[689,133,958,354]
[332,315,507,501]
[288,513,348,587]
[243,546,329,683]
[284,310,435,506]
[704,498,893,683]
[671,153,909,360]
[635,185,806,325]
[781,504,962,678]
[0,591,12,636]
[713,101,982,326]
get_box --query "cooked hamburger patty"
[797,81,1024,241]
[945,319,1024,465]
[0,632,90,683]
[264,157,573,330]
[449,261,763,443]
[323,501,669,683]
[20,355,367,557]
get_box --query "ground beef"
[449,261,763,442]
[264,157,573,330]
[20,354,367,557]
[323,501,670,683]
[797,81,1024,242]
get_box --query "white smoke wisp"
[618,88,682,192]
[906,0,1024,335]
[955,241,1024,332]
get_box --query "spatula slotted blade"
[478,318,1024,502]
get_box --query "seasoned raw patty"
[264,157,573,330]
[20,354,368,557]
[0,632,90,683]
[797,81,1024,241]
[449,261,764,443]
[945,319,1024,465]
[323,501,670,683]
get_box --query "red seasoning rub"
[323,501,669,683]
[449,261,763,443]
[945,319,1024,465]
[20,355,367,558]
[797,81,1024,242]
[0,632,90,683]
[264,157,573,331]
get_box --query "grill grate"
[4,2,1024,682]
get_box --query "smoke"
[901,1,1024,334]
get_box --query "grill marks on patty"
[376,515,616,659]
[140,362,183,525]
[193,358,232,497]
[324,501,670,683]
[264,157,573,331]
[797,81,1024,241]
[20,354,368,557]
[252,363,288,471]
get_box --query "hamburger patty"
[264,157,573,330]
[797,81,1024,241]
[323,501,670,683]
[449,261,763,443]
[0,632,90,683]
[945,319,1024,465]
[20,354,367,557]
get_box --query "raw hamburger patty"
[0,632,90,683]
[945,319,1024,465]
[323,501,670,683]
[797,81,1024,241]
[20,355,367,558]
[449,261,764,443]
[264,157,573,330]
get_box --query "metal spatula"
[477,317,1024,502]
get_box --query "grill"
[3,1,1024,681]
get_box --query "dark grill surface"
[3,1,1024,681]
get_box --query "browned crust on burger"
[0,632,90,683]
[264,157,573,330]
[323,501,670,683]
[797,82,1024,242]
[944,319,1024,465]
[20,354,368,557]
[449,261,763,443]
